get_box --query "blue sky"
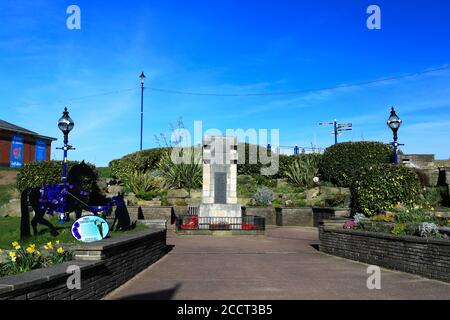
[0,0,449,166]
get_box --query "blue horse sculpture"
[20,161,128,239]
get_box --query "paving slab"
[104,226,450,300]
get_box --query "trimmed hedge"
[319,142,392,187]
[109,148,169,181]
[237,144,316,179]
[350,164,421,216]
[16,161,100,201]
[110,145,319,181]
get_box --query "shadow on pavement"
[118,283,181,300]
[166,244,175,254]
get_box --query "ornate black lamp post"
[139,71,146,151]
[386,107,402,165]
[57,107,75,184]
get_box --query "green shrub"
[323,192,347,208]
[271,199,282,208]
[253,186,275,207]
[109,148,169,181]
[160,191,169,206]
[157,148,202,193]
[350,164,420,216]
[122,171,157,197]
[135,190,159,201]
[295,199,307,207]
[236,145,321,180]
[237,175,273,198]
[16,160,99,196]
[97,167,111,179]
[391,223,406,235]
[237,143,267,176]
[320,142,392,187]
[421,187,444,209]
[395,208,437,224]
[284,154,321,188]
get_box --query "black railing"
[176,215,265,231]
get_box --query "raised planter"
[0,229,167,300]
[312,207,340,227]
[276,207,313,227]
[319,224,450,283]
[242,207,276,225]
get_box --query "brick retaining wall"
[0,229,167,300]
[319,226,450,283]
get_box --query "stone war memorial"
[199,136,241,225]
[177,135,265,233]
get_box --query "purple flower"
[343,220,356,229]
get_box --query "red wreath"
[180,216,199,230]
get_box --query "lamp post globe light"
[57,107,75,184]
[386,107,402,165]
[139,71,146,151]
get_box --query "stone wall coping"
[0,228,167,300]
[0,260,104,293]
[322,226,450,246]
[127,205,174,209]
[69,228,166,251]
[312,207,349,210]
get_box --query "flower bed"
[342,208,450,239]
[0,241,72,277]
[0,229,166,300]
[319,222,450,283]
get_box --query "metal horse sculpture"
[20,161,129,239]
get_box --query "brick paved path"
[104,227,450,300]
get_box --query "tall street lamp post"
[386,107,402,165]
[139,71,146,151]
[57,107,75,184]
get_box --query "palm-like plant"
[122,171,156,195]
[285,154,320,188]
[157,147,202,194]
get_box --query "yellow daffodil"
[26,246,36,254]
[44,245,49,250]
[57,247,64,254]
[56,240,60,245]
[9,251,16,258]
[46,242,54,250]
[12,241,20,250]
[36,250,41,256]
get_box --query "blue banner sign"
[35,139,47,161]
[10,134,24,168]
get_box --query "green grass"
[97,167,111,179]
[0,185,14,207]
[272,184,303,194]
[0,216,148,249]
[0,167,20,172]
